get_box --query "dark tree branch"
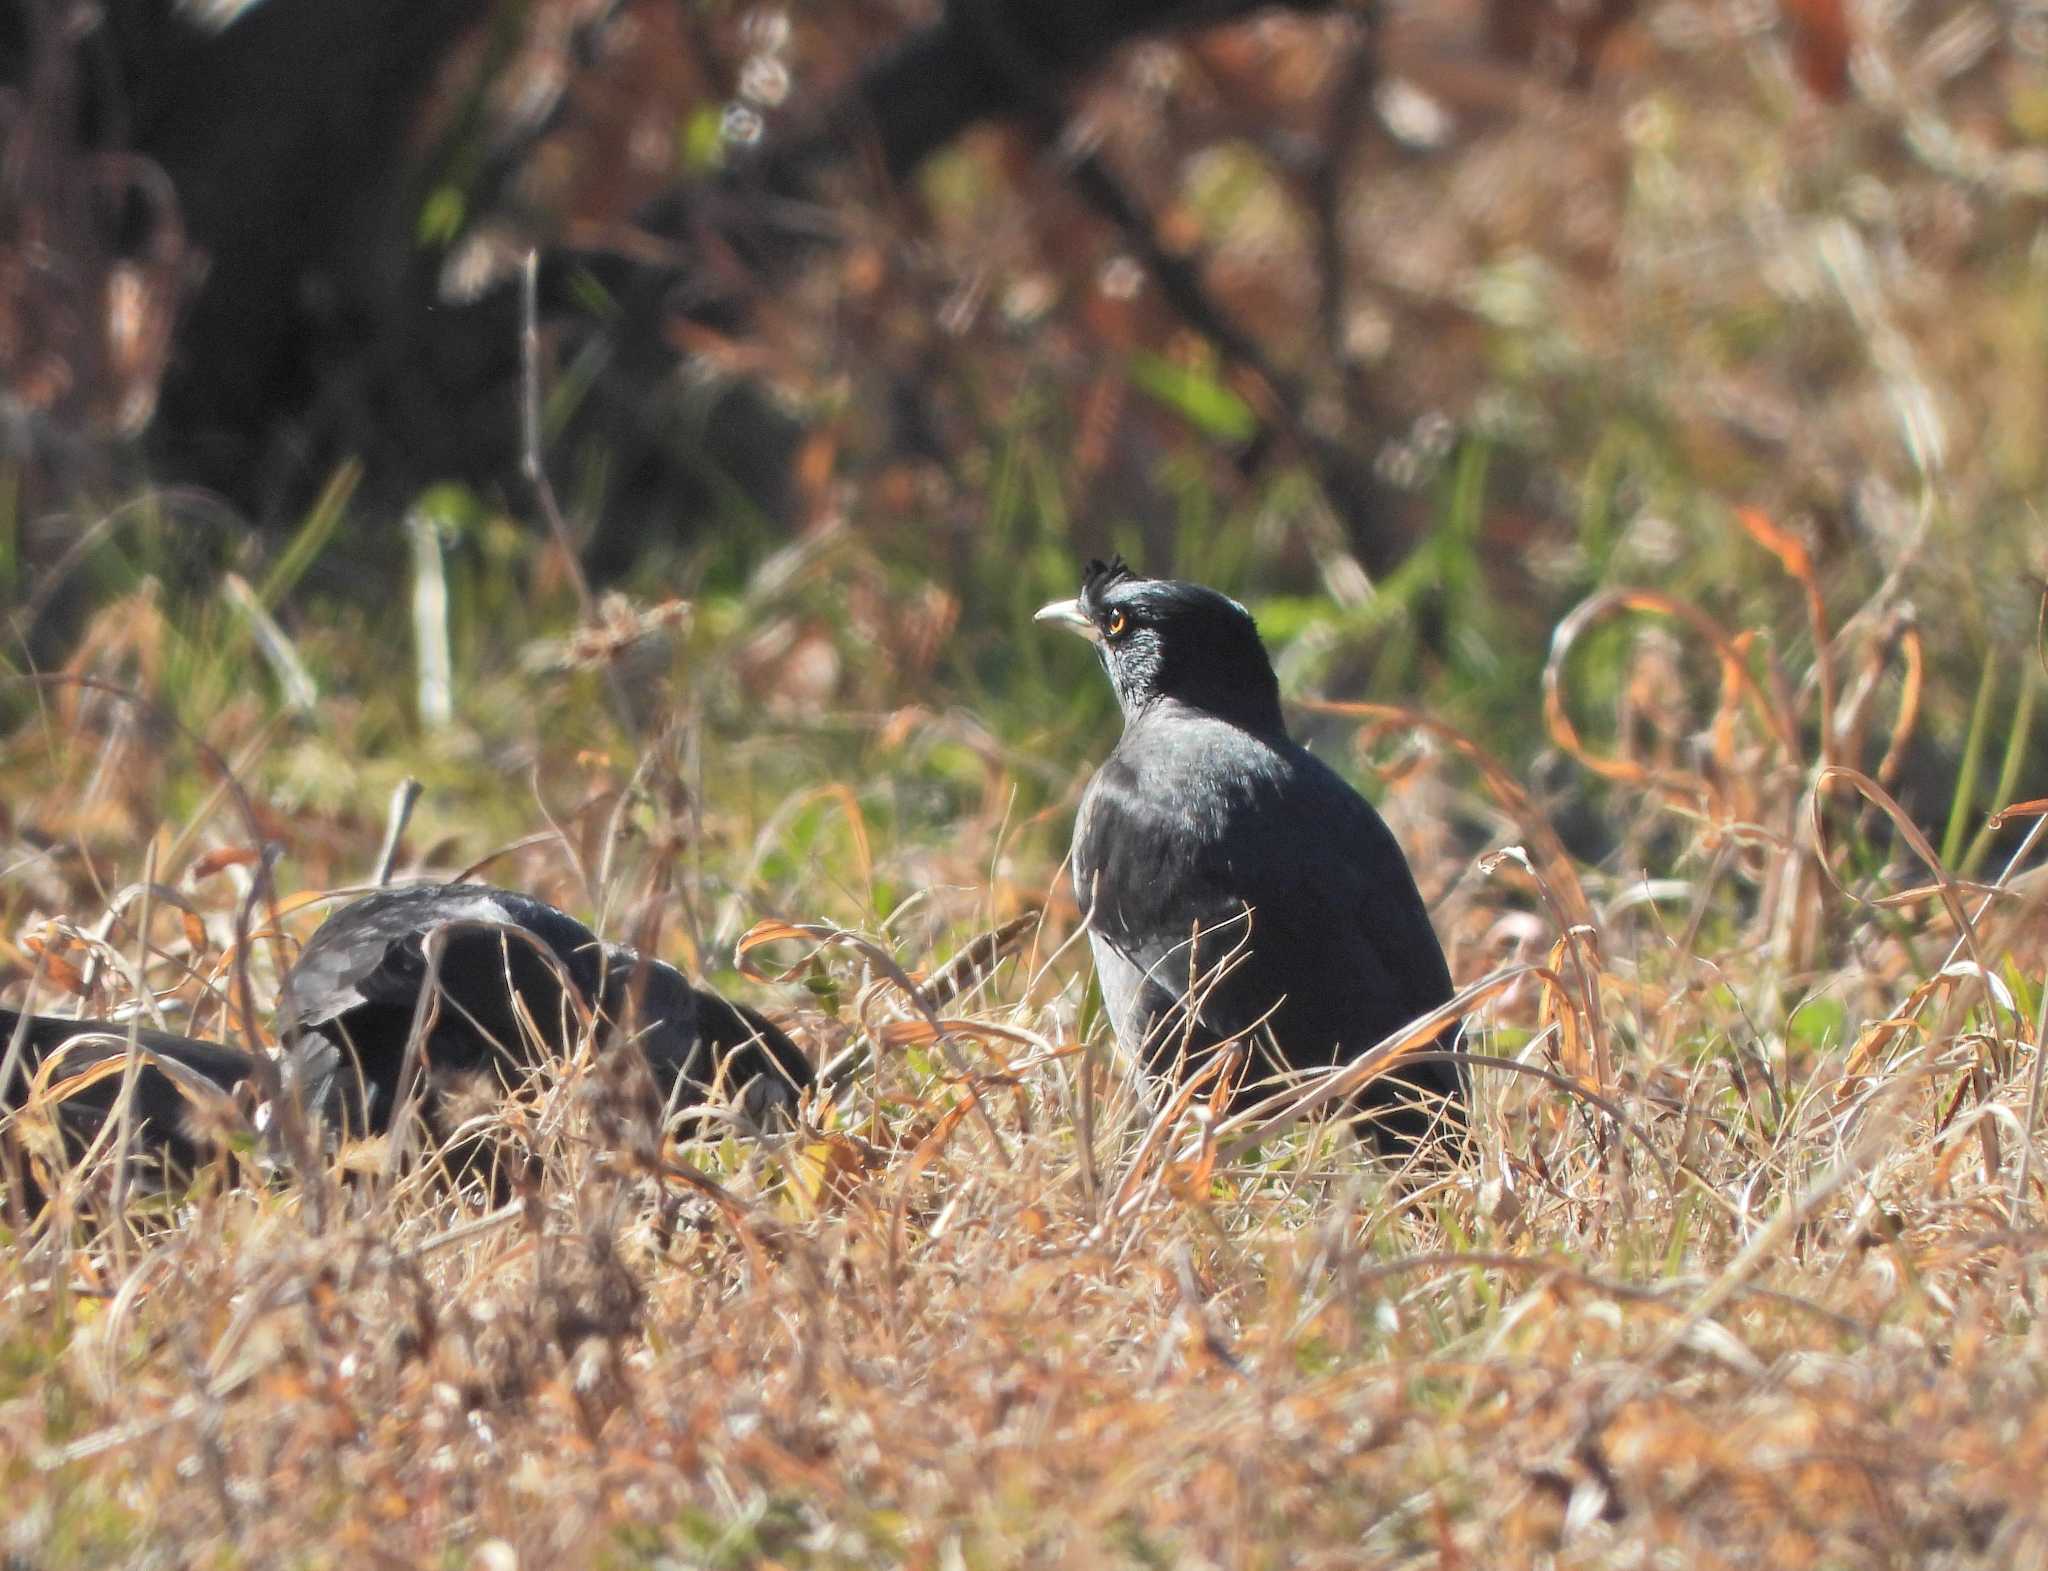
[567,0,1417,574]
[946,0,1413,576]
[1312,22,1380,356]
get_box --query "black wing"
[693,991,812,1127]
[276,884,605,1032]
[1,1007,255,1178]
[276,884,609,1129]
[598,948,810,1128]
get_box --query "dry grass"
[9,6,2048,1562]
[4,539,2046,1571]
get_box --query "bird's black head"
[1036,557,1286,735]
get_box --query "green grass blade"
[1962,655,2038,878]
[1940,656,1998,873]
[257,460,360,611]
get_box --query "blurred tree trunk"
[88,0,490,492]
[12,0,1386,570]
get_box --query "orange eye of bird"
[1104,609,1128,639]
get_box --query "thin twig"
[522,248,645,735]
[106,841,158,1256]
[374,777,425,886]
[521,248,598,624]
[240,843,328,1232]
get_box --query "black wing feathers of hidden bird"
[276,884,608,1033]
[1039,558,1463,1150]
[275,884,613,1131]
[276,882,809,1136]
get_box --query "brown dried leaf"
[1989,798,2048,830]
[21,928,92,996]
[1785,0,1853,102]
[189,845,261,880]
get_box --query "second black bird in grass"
[1037,558,1464,1150]
[276,882,811,1138]
[2,883,811,1190]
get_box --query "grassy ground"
[8,10,2048,1561]
[2,477,2045,1568]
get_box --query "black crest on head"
[1080,555,1139,611]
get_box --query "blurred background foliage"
[1,0,2045,943]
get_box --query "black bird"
[1036,558,1463,1149]
[2,884,810,1191]
[0,1009,256,1195]
[275,882,812,1137]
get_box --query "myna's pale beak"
[1034,598,1097,638]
